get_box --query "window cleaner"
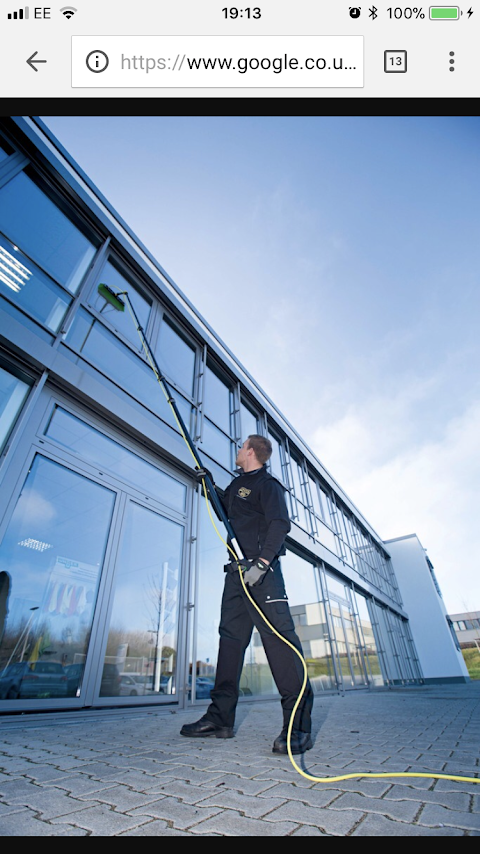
[97,284,479,787]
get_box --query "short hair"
[246,434,272,465]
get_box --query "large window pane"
[0,364,31,454]
[268,432,285,483]
[0,455,115,702]
[201,419,232,470]
[325,572,350,600]
[0,171,96,294]
[0,235,72,332]
[355,593,384,687]
[309,478,323,522]
[290,458,309,529]
[337,599,367,686]
[156,316,196,397]
[240,401,258,441]
[315,518,338,555]
[100,501,183,699]
[204,366,231,434]
[91,260,151,351]
[45,407,187,512]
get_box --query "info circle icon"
[86,50,109,73]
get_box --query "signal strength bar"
[7,5,29,17]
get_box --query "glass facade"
[0,118,427,713]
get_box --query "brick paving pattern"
[0,683,479,836]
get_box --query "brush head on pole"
[98,283,125,312]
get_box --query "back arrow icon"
[27,51,47,71]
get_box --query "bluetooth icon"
[369,5,378,19]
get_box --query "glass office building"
[0,117,464,714]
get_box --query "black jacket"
[220,466,291,563]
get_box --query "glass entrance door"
[97,500,185,704]
[0,454,115,705]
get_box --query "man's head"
[235,434,272,472]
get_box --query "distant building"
[0,117,469,715]
[448,611,480,649]
[384,535,469,684]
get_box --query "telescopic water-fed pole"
[97,283,244,563]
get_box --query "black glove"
[232,558,270,587]
[195,466,214,485]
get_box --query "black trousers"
[205,561,314,733]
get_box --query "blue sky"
[41,115,480,614]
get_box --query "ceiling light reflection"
[0,245,31,293]
[18,538,53,552]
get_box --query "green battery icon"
[429,6,460,18]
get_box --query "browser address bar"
[72,35,364,88]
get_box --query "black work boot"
[180,715,234,739]
[272,727,313,755]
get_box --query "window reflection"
[201,419,232,470]
[0,363,31,455]
[45,406,187,512]
[192,496,227,701]
[290,457,309,530]
[268,432,285,483]
[242,551,337,696]
[156,316,196,397]
[101,502,183,699]
[204,366,231,434]
[0,234,71,333]
[200,365,235,472]
[240,401,258,440]
[91,260,151,351]
[0,455,115,701]
[354,592,384,686]
[0,171,96,294]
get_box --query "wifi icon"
[60,6,77,18]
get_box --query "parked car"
[129,673,154,692]
[120,674,143,696]
[64,663,85,697]
[188,676,213,699]
[0,667,21,699]
[0,662,68,699]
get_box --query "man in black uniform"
[181,434,314,755]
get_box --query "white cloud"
[309,396,480,615]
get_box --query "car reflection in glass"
[0,661,68,699]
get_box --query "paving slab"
[1,682,479,836]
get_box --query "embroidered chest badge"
[238,487,251,499]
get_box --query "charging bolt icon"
[86,50,109,72]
